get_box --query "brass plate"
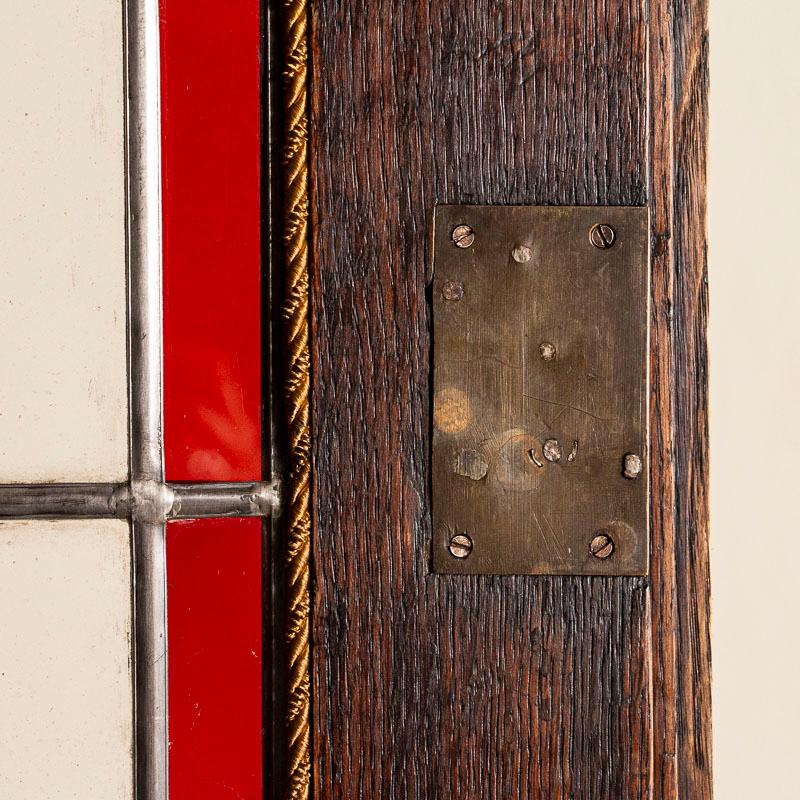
[432,205,649,575]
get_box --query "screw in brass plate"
[441,280,464,301]
[539,342,556,361]
[543,438,562,463]
[454,449,489,481]
[623,453,643,480]
[448,533,473,559]
[512,244,532,263]
[589,223,616,249]
[590,532,615,560]
[451,224,475,248]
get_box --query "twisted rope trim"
[280,0,311,798]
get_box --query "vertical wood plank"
[670,2,713,796]
[648,1,712,797]
[649,1,681,796]
[309,2,661,797]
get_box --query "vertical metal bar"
[124,1,167,799]
[131,521,168,800]
[125,0,163,482]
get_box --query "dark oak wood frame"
[307,2,711,796]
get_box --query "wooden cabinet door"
[274,1,711,798]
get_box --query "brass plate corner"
[432,205,650,576]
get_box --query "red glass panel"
[160,0,262,482]
[166,519,262,800]
[160,2,264,797]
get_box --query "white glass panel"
[0,1,128,481]
[0,520,133,799]
[710,2,800,798]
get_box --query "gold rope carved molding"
[280,0,311,798]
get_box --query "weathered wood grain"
[668,2,714,797]
[308,1,710,797]
[648,0,681,795]
[648,2,712,798]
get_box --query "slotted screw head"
[441,280,464,301]
[539,342,556,361]
[512,244,532,263]
[543,438,562,463]
[623,453,643,480]
[448,533,473,558]
[451,225,475,248]
[590,532,614,559]
[590,223,616,249]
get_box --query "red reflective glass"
[166,519,263,800]
[160,0,262,482]
[160,1,264,797]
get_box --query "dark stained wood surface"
[663,2,713,796]
[648,2,713,798]
[308,1,710,797]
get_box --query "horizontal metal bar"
[0,480,280,521]
[168,481,280,519]
[0,483,128,519]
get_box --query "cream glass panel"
[710,2,800,798]
[0,520,133,799]
[0,1,128,481]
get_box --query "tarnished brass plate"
[432,205,649,575]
